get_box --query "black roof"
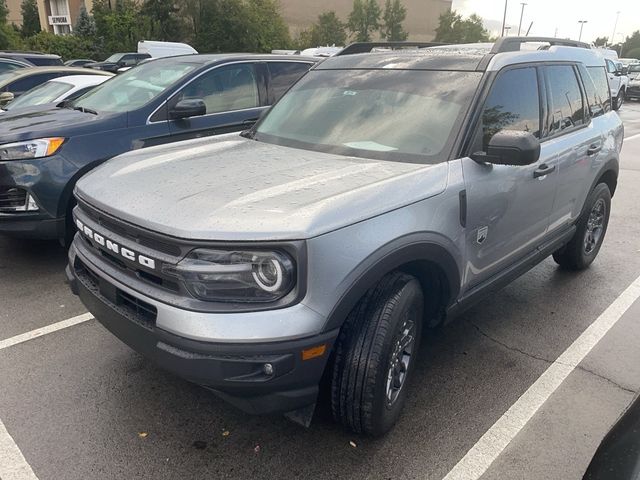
[316,46,487,71]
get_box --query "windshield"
[104,53,125,63]
[629,64,640,73]
[5,80,72,110]
[255,69,481,163]
[73,60,199,113]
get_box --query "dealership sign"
[48,15,71,25]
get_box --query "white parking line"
[0,418,38,480]
[0,313,93,351]
[443,273,640,480]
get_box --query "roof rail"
[337,41,446,56]
[491,36,590,54]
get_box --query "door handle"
[533,163,556,178]
[587,144,602,156]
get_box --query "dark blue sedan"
[0,54,316,243]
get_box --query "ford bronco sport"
[66,38,623,436]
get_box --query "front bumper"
[0,154,77,239]
[66,241,337,415]
[627,85,640,98]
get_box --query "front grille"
[77,198,181,256]
[0,187,27,212]
[75,258,157,328]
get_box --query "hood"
[76,135,449,241]
[0,106,123,144]
[84,62,115,69]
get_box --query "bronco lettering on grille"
[76,218,156,270]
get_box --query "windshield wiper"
[73,106,98,115]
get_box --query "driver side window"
[473,67,541,152]
[174,64,259,115]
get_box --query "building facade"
[6,0,93,35]
[280,0,453,42]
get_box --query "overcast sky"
[453,0,639,44]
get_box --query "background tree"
[297,11,346,48]
[74,4,96,37]
[622,31,640,57]
[593,36,608,47]
[141,0,183,41]
[348,0,380,42]
[20,0,41,37]
[380,0,407,41]
[434,10,489,43]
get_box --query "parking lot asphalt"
[2,103,640,480]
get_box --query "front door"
[462,65,558,290]
[167,63,267,142]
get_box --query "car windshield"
[5,80,72,110]
[255,69,481,163]
[104,53,125,63]
[72,60,200,113]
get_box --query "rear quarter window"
[267,62,313,102]
[586,66,611,113]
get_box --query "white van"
[137,41,198,58]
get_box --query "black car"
[0,54,316,243]
[583,392,640,479]
[0,51,64,66]
[84,53,152,73]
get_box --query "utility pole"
[578,20,587,42]
[501,0,508,37]
[518,3,527,36]
[610,11,620,46]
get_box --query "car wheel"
[614,89,625,110]
[553,183,611,270]
[330,271,423,436]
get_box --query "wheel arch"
[322,235,462,332]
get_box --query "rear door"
[165,62,268,142]
[461,65,559,289]
[545,64,605,232]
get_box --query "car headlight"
[0,137,65,161]
[163,249,295,303]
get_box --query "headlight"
[0,137,64,161]
[163,249,295,303]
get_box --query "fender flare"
[322,233,462,332]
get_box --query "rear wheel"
[330,271,423,436]
[553,183,611,270]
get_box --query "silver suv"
[66,38,624,436]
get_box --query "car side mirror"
[0,91,14,107]
[169,99,206,120]
[471,130,540,166]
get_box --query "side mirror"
[169,99,206,120]
[471,130,540,166]
[0,91,14,107]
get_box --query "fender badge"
[477,226,488,244]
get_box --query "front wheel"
[614,88,625,110]
[330,272,424,436]
[553,183,611,270]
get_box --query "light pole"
[578,20,587,41]
[518,3,527,36]
[610,11,620,47]
[501,0,509,37]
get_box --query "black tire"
[614,89,625,110]
[330,271,424,436]
[553,183,611,270]
[62,198,77,248]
